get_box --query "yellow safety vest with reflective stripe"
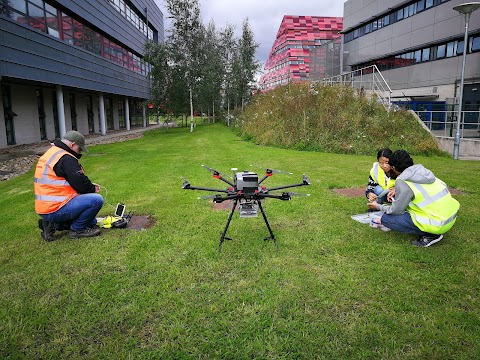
[404,178,460,235]
[370,162,395,189]
[34,146,79,214]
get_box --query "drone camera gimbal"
[182,165,310,251]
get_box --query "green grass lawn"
[1,124,479,359]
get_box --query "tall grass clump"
[236,82,445,156]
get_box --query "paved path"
[32,124,165,155]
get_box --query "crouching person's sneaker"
[40,219,55,242]
[412,234,443,247]
[70,227,101,239]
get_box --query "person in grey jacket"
[367,150,460,247]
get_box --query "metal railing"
[320,65,393,111]
[413,110,480,139]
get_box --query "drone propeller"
[201,164,224,176]
[181,176,191,189]
[198,194,220,200]
[284,192,310,197]
[302,174,311,185]
[250,165,293,175]
[201,164,235,180]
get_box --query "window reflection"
[345,0,451,43]
[2,0,150,75]
[353,33,480,71]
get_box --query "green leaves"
[145,2,259,121]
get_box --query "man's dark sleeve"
[54,155,96,194]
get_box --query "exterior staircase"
[320,65,393,111]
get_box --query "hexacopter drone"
[182,165,310,251]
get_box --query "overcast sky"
[156,0,346,67]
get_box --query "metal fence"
[413,110,480,139]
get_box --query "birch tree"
[166,0,203,132]
[219,24,236,126]
[198,21,224,122]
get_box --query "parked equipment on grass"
[182,165,310,251]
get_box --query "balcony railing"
[320,65,393,111]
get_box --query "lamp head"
[453,2,480,15]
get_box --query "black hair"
[377,148,393,160]
[389,150,414,172]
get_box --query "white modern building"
[342,0,480,130]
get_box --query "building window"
[353,33,479,72]
[437,44,446,59]
[2,1,151,75]
[344,0,452,43]
[471,36,480,52]
[446,41,456,57]
[396,8,404,21]
[422,48,430,61]
[414,50,422,63]
[383,14,390,26]
[457,40,465,55]
[417,0,425,12]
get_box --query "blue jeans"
[42,193,104,231]
[381,212,428,236]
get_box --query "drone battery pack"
[235,171,259,194]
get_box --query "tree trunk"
[189,86,194,132]
[227,97,230,127]
[212,99,215,123]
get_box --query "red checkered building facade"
[259,16,343,91]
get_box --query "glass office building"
[0,0,164,148]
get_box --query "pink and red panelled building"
[259,15,343,91]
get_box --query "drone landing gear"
[258,201,279,251]
[218,199,278,252]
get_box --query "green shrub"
[236,82,446,156]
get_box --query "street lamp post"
[452,2,480,160]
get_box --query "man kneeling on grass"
[367,150,460,247]
[34,131,103,241]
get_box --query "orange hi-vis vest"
[34,146,80,214]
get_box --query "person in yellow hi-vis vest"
[365,148,395,204]
[35,131,103,241]
[367,150,460,247]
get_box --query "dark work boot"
[41,219,55,242]
[69,227,101,239]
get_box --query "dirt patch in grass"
[127,215,156,230]
[212,200,236,210]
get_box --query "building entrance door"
[462,84,480,134]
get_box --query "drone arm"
[264,182,306,192]
[263,175,310,192]
[212,193,242,203]
[257,193,291,201]
[217,175,235,188]
[185,185,232,194]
